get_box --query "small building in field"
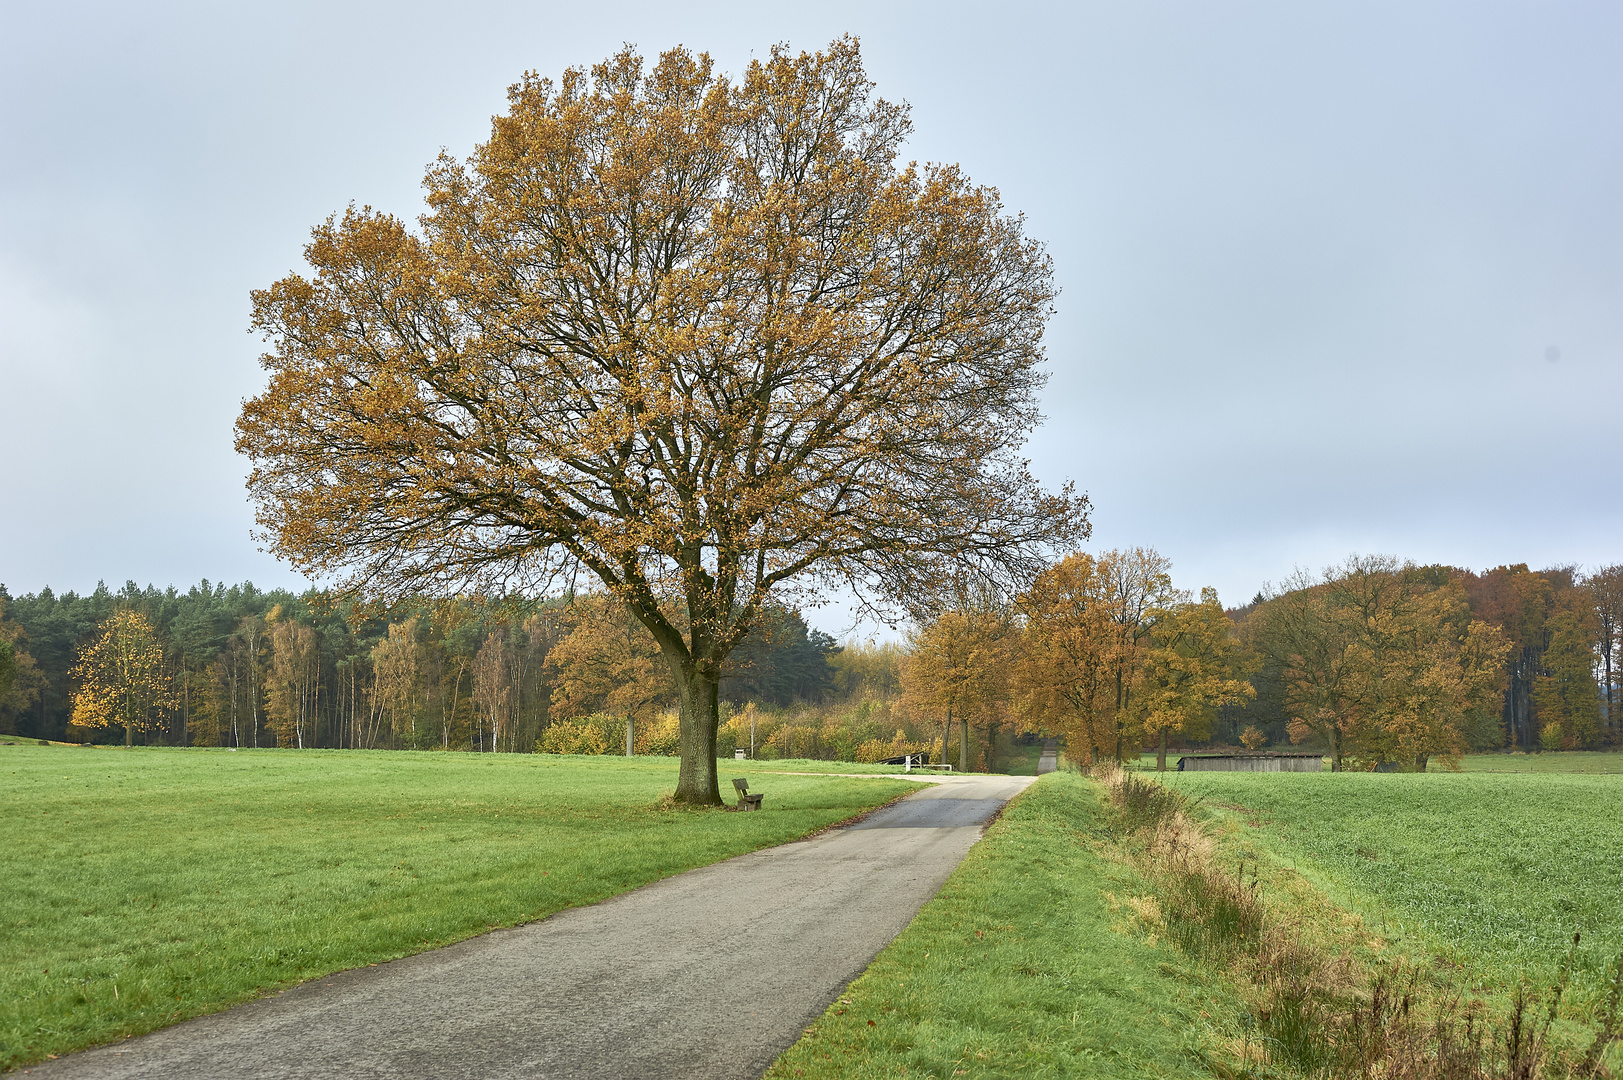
[1175,752,1325,773]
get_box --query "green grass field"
[1114,748,1623,774]
[729,749,1042,775]
[1157,768,1623,1019]
[1454,750,1623,773]
[0,743,912,1069]
[767,773,1242,1079]
[717,757,920,775]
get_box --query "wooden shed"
[1175,752,1325,773]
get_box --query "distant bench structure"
[732,778,765,810]
[1175,752,1325,773]
[877,752,950,773]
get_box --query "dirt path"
[25,773,1034,1080]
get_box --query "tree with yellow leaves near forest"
[1139,587,1254,770]
[70,609,176,746]
[1013,549,1178,763]
[235,38,1088,803]
[547,597,675,752]
[1248,557,1510,771]
[265,605,320,749]
[899,605,1013,771]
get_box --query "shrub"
[536,718,609,755]
[634,711,680,756]
[852,729,934,763]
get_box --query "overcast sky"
[2,1,1619,633]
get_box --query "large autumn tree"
[1249,557,1509,770]
[235,39,1087,803]
[1012,549,1176,763]
[899,605,1013,771]
[1139,587,1254,771]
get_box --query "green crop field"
[1157,767,1623,1016]
[773,763,1623,1077]
[1454,750,1623,774]
[0,742,913,1070]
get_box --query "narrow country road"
[24,773,1034,1080]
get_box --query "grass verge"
[1,743,913,1070]
[766,772,1243,1078]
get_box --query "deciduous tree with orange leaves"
[236,38,1087,802]
[545,596,673,754]
[1139,587,1254,770]
[1249,557,1510,770]
[899,605,1012,770]
[1012,549,1176,763]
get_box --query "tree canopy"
[1245,557,1511,770]
[69,609,174,746]
[236,38,1088,801]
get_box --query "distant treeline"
[1222,561,1622,755]
[2,557,1615,766]
[0,581,844,749]
[888,553,1623,772]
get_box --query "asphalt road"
[25,772,1035,1080]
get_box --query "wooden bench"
[732,777,764,811]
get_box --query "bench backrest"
[732,777,750,794]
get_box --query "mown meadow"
[0,742,913,1069]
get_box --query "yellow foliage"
[536,718,609,755]
[1012,548,1181,763]
[234,37,1087,802]
[70,609,174,746]
[634,711,681,756]
[852,728,933,764]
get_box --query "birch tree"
[371,619,421,745]
[471,631,514,752]
[266,607,320,748]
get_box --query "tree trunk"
[1157,729,1167,772]
[625,716,634,757]
[1329,727,1342,772]
[673,669,721,805]
[958,717,969,772]
[941,707,951,769]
